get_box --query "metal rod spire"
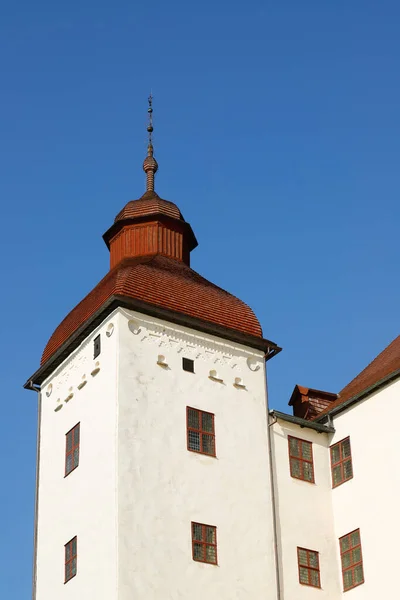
[142,94,158,192]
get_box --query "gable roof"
[316,334,400,419]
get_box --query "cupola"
[103,96,197,268]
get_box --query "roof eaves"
[270,410,335,434]
[24,294,281,389]
[315,368,400,423]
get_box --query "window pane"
[340,536,350,552]
[66,454,73,474]
[290,458,301,478]
[72,538,77,555]
[289,437,300,457]
[341,438,351,458]
[342,551,351,569]
[187,409,199,430]
[298,549,308,566]
[74,425,80,444]
[193,542,203,560]
[192,523,203,541]
[65,563,71,581]
[354,564,364,584]
[308,552,318,568]
[71,557,77,577]
[352,547,361,564]
[303,462,314,482]
[310,569,320,587]
[65,544,71,561]
[205,526,215,544]
[343,459,353,480]
[201,412,214,433]
[351,530,360,547]
[343,570,353,590]
[331,444,340,464]
[202,434,215,455]
[66,433,73,451]
[206,544,216,564]
[332,465,342,486]
[299,567,309,584]
[188,431,200,452]
[73,447,79,468]
[301,441,312,461]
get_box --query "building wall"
[35,313,118,600]
[116,308,279,600]
[330,378,400,598]
[270,418,341,599]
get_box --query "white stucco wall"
[330,378,400,598]
[35,313,119,600]
[270,418,341,599]
[116,308,279,600]
[35,307,279,599]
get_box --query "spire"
[142,94,158,192]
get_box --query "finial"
[143,94,158,192]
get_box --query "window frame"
[330,437,353,488]
[65,423,80,477]
[191,522,218,565]
[64,536,77,583]
[186,407,216,457]
[340,529,364,591]
[297,547,321,588]
[288,435,315,483]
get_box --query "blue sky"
[1,0,399,595]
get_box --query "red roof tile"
[315,334,400,418]
[115,191,183,222]
[41,255,263,365]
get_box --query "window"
[64,536,77,583]
[340,529,364,591]
[191,522,217,564]
[187,407,216,456]
[288,436,314,482]
[65,424,80,476]
[182,357,194,373]
[330,437,353,487]
[93,334,101,358]
[297,547,321,588]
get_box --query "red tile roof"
[41,255,263,365]
[315,334,400,418]
[115,191,183,222]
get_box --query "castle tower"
[25,99,281,600]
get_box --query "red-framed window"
[340,529,364,591]
[64,536,77,583]
[297,547,321,588]
[187,407,216,456]
[330,437,353,488]
[65,424,80,476]
[191,522,217,565]
[288,436,314,483]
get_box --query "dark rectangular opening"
[182,357,194,373]
[93,334,101,358]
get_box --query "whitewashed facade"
[269,372,400,598]
[33,307,280,600]
[29,295,400,599]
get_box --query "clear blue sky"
[1,0,399,595]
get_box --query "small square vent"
[182,357,194,373]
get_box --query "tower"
[25,99,281,600]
